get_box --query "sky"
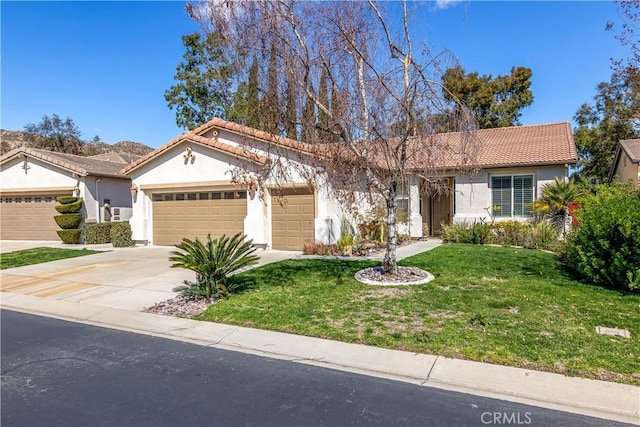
[1,1,631,149]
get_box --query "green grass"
[200,244,640,385]
[0,247,103,269]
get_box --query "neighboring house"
[609,139,640,188]
[123,119,577,248]
[0,147,133,240]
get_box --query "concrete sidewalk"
[1,239,639,424]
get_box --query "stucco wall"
[1,157,78,191]
[83,176,133,223]
[128,139,344,246]
[453,165,569,223]
[614,152,639,188]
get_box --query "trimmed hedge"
[56,196,80,205]
[57,229,82,244]
[55,199,83,214]
[84,223,112,244]
[54,213,83,229]
[110,221,134,247]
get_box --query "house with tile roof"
[0,147,135,240]
[609,139,640,189]
[123,118,577,248]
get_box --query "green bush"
[54,213,83,230]
[562,183,640,292]
[442,221,490,244]
[170,233,259,298]
[55,199,83,214]
[56,229,82,244]
[110,221,134,248]
[84,223,112,244]
[489,220,531,247]
[56,196,80,205]
[529,220,559,251]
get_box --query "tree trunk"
[383,191,398,275]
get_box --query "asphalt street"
[1,310,632,427]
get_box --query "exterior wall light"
[130,184,138,198]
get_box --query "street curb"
[1,293,638,425]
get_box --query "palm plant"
[170,233,259,298]
[533,177,579,232]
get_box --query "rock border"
[354,266,435,286]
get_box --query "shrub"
[562,183,640,292]
[55,198,83,214]
[84,223,112,244]
[170,233,259,298]
[54,213,83,229]
[303,241,339,255]
[110,221,134,247]
[57,229,82,244]
[529,220,559,251]
[442,221,490,244]
[56,196,80,205]
[489,221,531,247]
[337,234,355,249]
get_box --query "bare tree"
[189,0,478,275]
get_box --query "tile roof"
[411,122,577,169]
[620,139,640,163]
[121,119,577,176]
[89,152,141,164]
[121,131,269,175]
[0,147,129,178]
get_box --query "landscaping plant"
[561,182,640,292]
[84,223,113,244]
[54,196,83,244]
[170,233,259,298]
[110,221,134,247]
[533,177,579,232]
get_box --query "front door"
[430,193,451,234]
[421,178,453,236]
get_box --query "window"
[396,181,409,219]
[491,175,534,218]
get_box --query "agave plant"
[170,233,259,298]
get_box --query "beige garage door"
[152,190,247,246]
[271,188,315,250]
[0,194,64,240]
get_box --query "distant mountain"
[0,129,154,160]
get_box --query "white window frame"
[490,174,535,219]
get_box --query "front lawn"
[0,247,103,269]
[200,244,640,385]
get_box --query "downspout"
[96,178,102,223]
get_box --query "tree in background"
[573,72,639,185]
[317,69,331,141]
[246,56,260,129]
[441,65,534,129]
[164,32,234,130]
[284,74,298,140]
[188,0,479,275]
[24,114,84,155]
[263,45,281,134]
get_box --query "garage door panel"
[271,190,315,250]
[152,190,247,246]
[0,194,66,240]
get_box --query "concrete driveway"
[1,241,299,311]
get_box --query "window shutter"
[513,175,533,216]
[491,176,512,217]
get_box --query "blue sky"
[1,1,629,149]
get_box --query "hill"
[0,129,154,160]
